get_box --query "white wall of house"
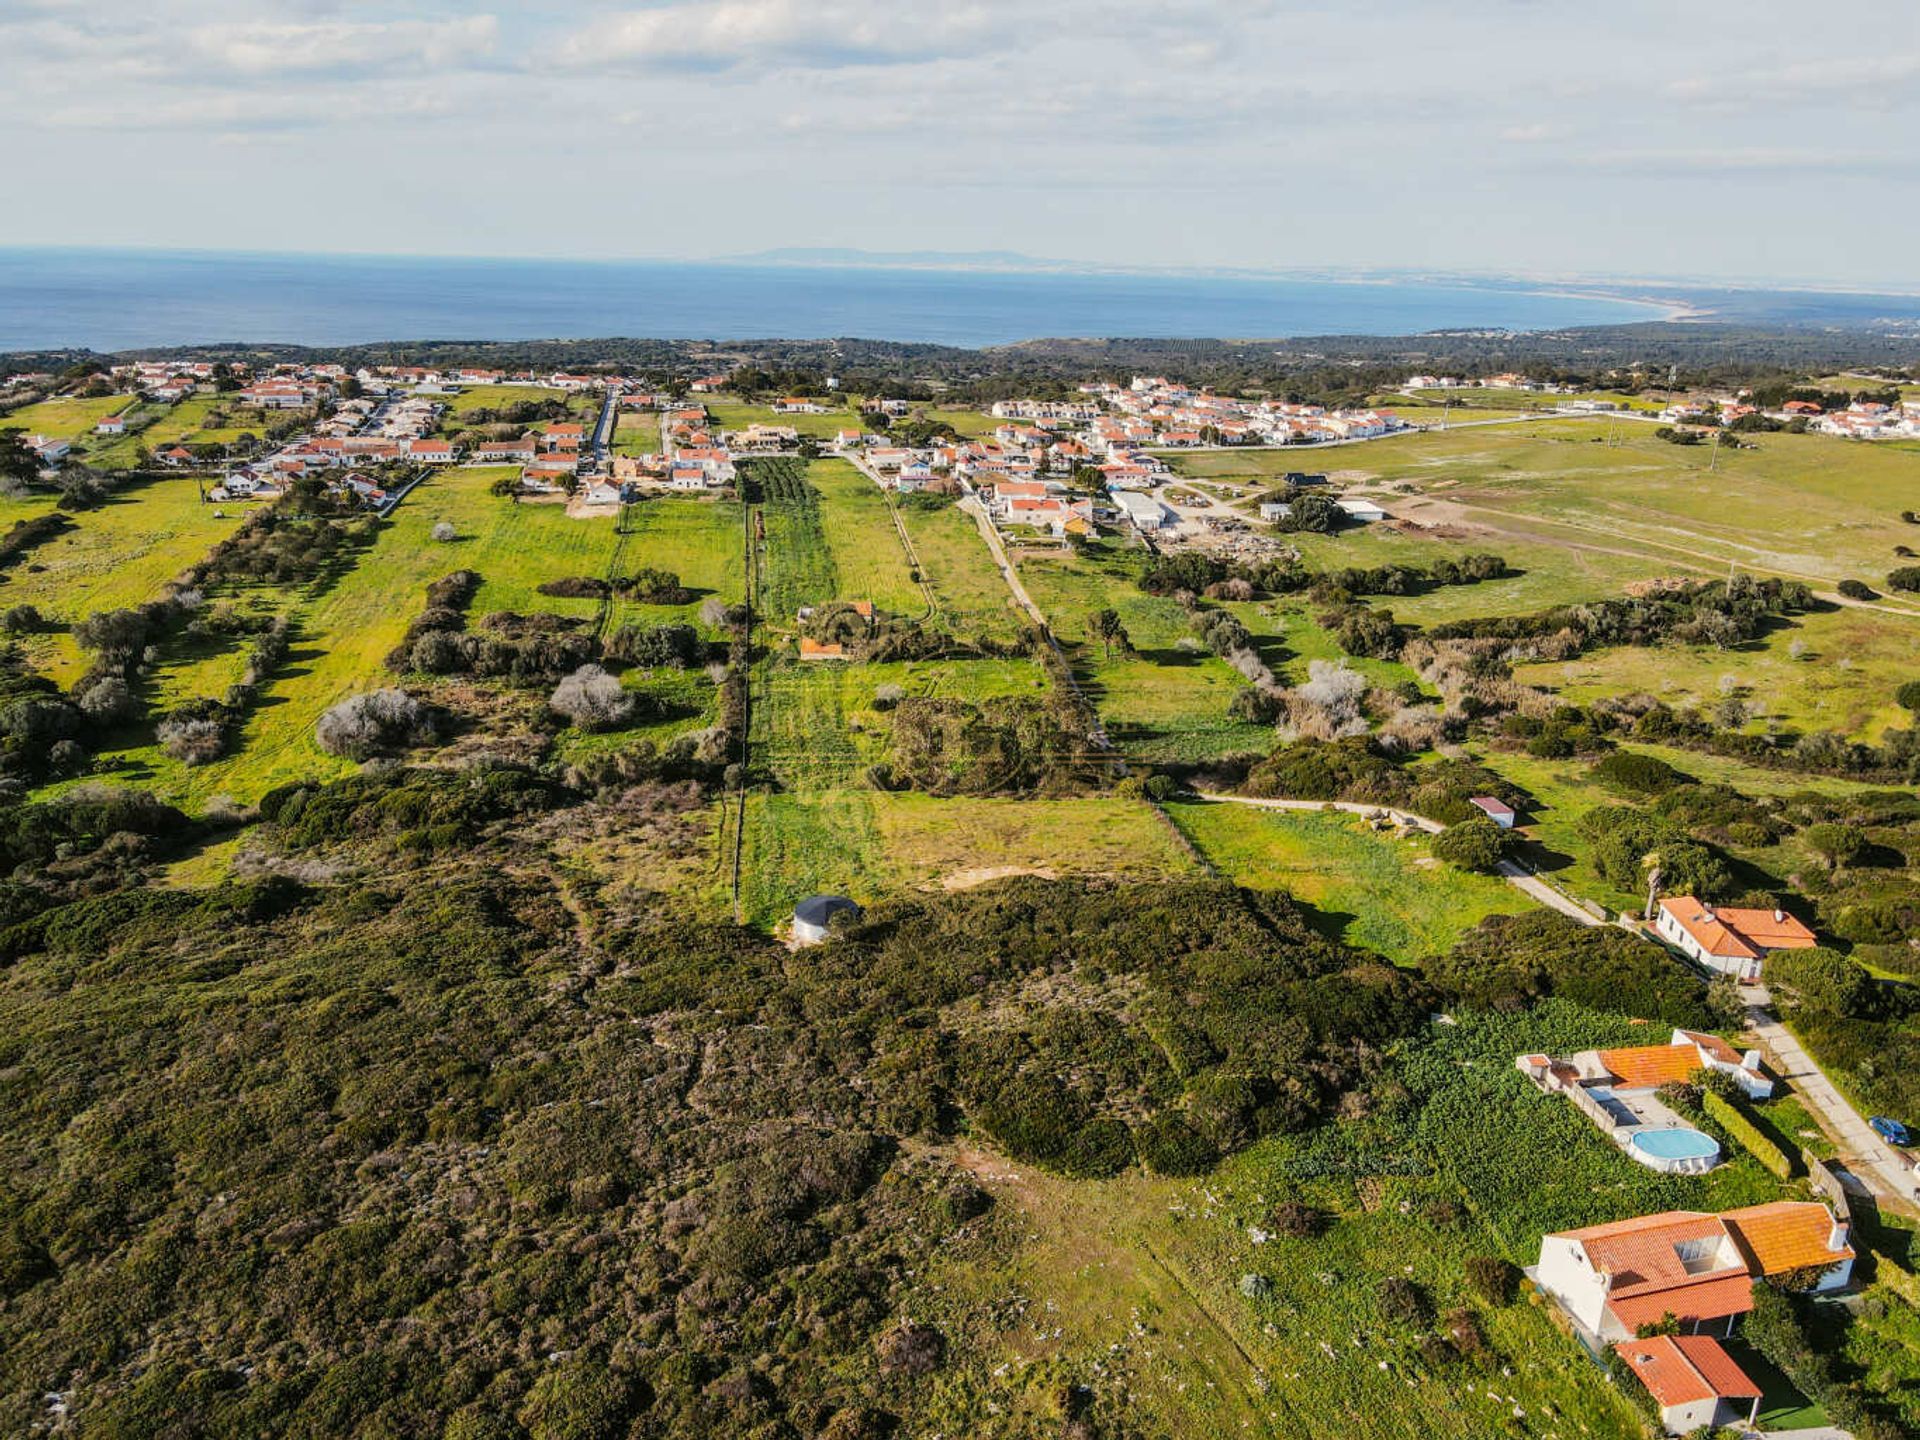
[1655,906,1762,982]
[1535,1237,1610,1336]
[1659,1397,1728,1435]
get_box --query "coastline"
[0,248,1688,352]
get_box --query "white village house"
[1654,896,1817,983]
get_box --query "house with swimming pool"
[1516,1029,1773,1174]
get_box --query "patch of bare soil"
[940,864,1059,891]
[1385,494,1504,535]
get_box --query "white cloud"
[1668,53,1920,106]
[181,16,500,78]
[2,0,1918,285]
[555,0,1005,71]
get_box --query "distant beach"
[0,248,1678,352]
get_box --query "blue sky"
[1,0,1914,286]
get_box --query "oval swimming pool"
[1628,1128,1721,1173]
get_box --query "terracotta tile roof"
[1722,1201,1853,1277]
[1715,906,1818,950]
[1615,1335,1760,1407]
[1660,896,1816,957]
[1606,1274,1755,1333]
[1596,1043,1704,1089]
[1576,1213,1739,1295]
[1678,1029,1743,1067]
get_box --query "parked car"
[1868,1115,1912,1147]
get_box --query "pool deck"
[1598,1086,1696,1139]
[1516,1053,1722,1172]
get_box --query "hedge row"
[1703,1089,1793,1178]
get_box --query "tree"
[1837,578,1877,601]
[1430,816,1508,873]
[1803,822,1867,874]
[315,688,434,759]
[1090,608,1129,659]
[1887,566,1920,593]
[157,713,228,765]
[1464,1256,1518,1305]
[1277,492,1342,533]
[1378,1276,1431,1327]
[549,665,635,732]
[0,431,39,493]
[1897,679,1920,712]
[1766,946,1871,1017]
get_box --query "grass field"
[73,470,737,806]
[0,478,248,685]
[737,788,1198,927]
[607,495,746,635]
[807,458,926,615]
[708,400,855,441]
[612,410,661,456]
[1273,524,1676,624]
[1168,799,1531,961]
[895,499,1028,643]
[1335,420,1920,599]
[438,385,587,424]
[1,393,134,441]
[1514,602,1916,742]
[917,405,1001,439]
[1169,421,1920,618]
[1018,540,1276,762]
[76,394,271,468]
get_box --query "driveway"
[1746,993,1918,1212]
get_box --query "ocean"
[0,247,1671,352]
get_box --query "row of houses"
[1088,377,1410,446]
[112,360,215,403]
[1813,398,1920,439]
[1405,372,1559,391]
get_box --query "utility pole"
[1709,429,1722,471]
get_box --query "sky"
[2,0,1916,287]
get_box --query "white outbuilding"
[792,894,861,946]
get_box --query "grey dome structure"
[792,894,860,945]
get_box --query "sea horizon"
[0,245,1680,353]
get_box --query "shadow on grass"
[1512,836,1578,877]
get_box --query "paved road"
[1746,992,1918,1212]
[587,390,617,471]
